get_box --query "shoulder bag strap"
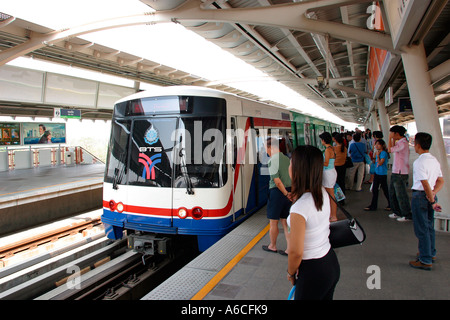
[325,189,353,220]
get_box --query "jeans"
[411,190,436,265]
[389,173,411,218]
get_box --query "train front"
[101,92,232,254]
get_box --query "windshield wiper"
[113,151,126,190]
[179,148,194,195]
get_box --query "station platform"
[0,163,104,237]
[143,149,450,300]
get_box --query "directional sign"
[60,109,81,119]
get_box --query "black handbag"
[344,156,353,168]
[328,192,366,248]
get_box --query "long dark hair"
[334,133,346,153]
[290,145,324,211]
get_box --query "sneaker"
[409,260,432,271]
[397,217,412,222]
[389,213,400,219]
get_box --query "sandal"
[262,245,277,253]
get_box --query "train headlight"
[116,202,124,213]
[178,208,187,219]
[109,200,116,211]
[191,207,204,220]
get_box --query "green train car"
[290,111,342,151]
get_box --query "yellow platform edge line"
[191,223,270,300]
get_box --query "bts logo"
[139,153,161,180]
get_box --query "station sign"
[54,108,81,119]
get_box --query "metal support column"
[401,43,450,221]
[371,110,380,131]
[377,99,390,143]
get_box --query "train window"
[127,118,178,187]
[118,96,226,116]
[104,120,131,185]
[125,96,190,116]
[174,116,227,188]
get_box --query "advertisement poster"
[23,123,66,144]
[0,123,21,146]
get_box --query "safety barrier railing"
[0,145,104,171]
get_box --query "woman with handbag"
[287,145,340,300]
[319,132,337,221]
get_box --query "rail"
[0,145,104,171]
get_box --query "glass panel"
[104,120,131,185]
[174,117,227,188]
[128,118,177,187]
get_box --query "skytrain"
[101,86,341,254]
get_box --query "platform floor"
[144,147,450,300]
[145,183,450,300]
[0,163,105,202]
[0,163,105,236]
[204,187,450,300]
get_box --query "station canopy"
[0,0,448,124]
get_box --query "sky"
[2,0,358,128]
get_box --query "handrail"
[0,145,104,171]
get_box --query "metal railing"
[0,145,103,171]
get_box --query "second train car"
[101,86,341,254]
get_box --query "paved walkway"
[202,146,450,300]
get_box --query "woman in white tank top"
[287,145,340,300]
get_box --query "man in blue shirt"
[348,133,366,191]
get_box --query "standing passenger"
[348,133,366,192]
[287,145,340,300]
[409,132,444,270]
[319,132,337,221]
[364,139,391,211]
[333,133,348,201]
[388,125,412,222]
[262,137,292,256]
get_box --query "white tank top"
[287,188,331,260]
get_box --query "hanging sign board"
[60,109,81,119]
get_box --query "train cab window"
[104,120,131,185]
[128,118,178,187]
[174,116,227,188]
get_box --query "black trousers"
[335,165,347,195]
[294,248,340,300]
[369,174,391,209]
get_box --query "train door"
[316,125,326,150]
[235,116,265,216]
[231,116,246,219]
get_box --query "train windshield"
[105,96,227,189]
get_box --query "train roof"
[115,86,233,104]
[114,85,340,127]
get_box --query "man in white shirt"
[409,132,444,271]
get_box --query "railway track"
[0,212,198,300]
[0,210,104,269]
